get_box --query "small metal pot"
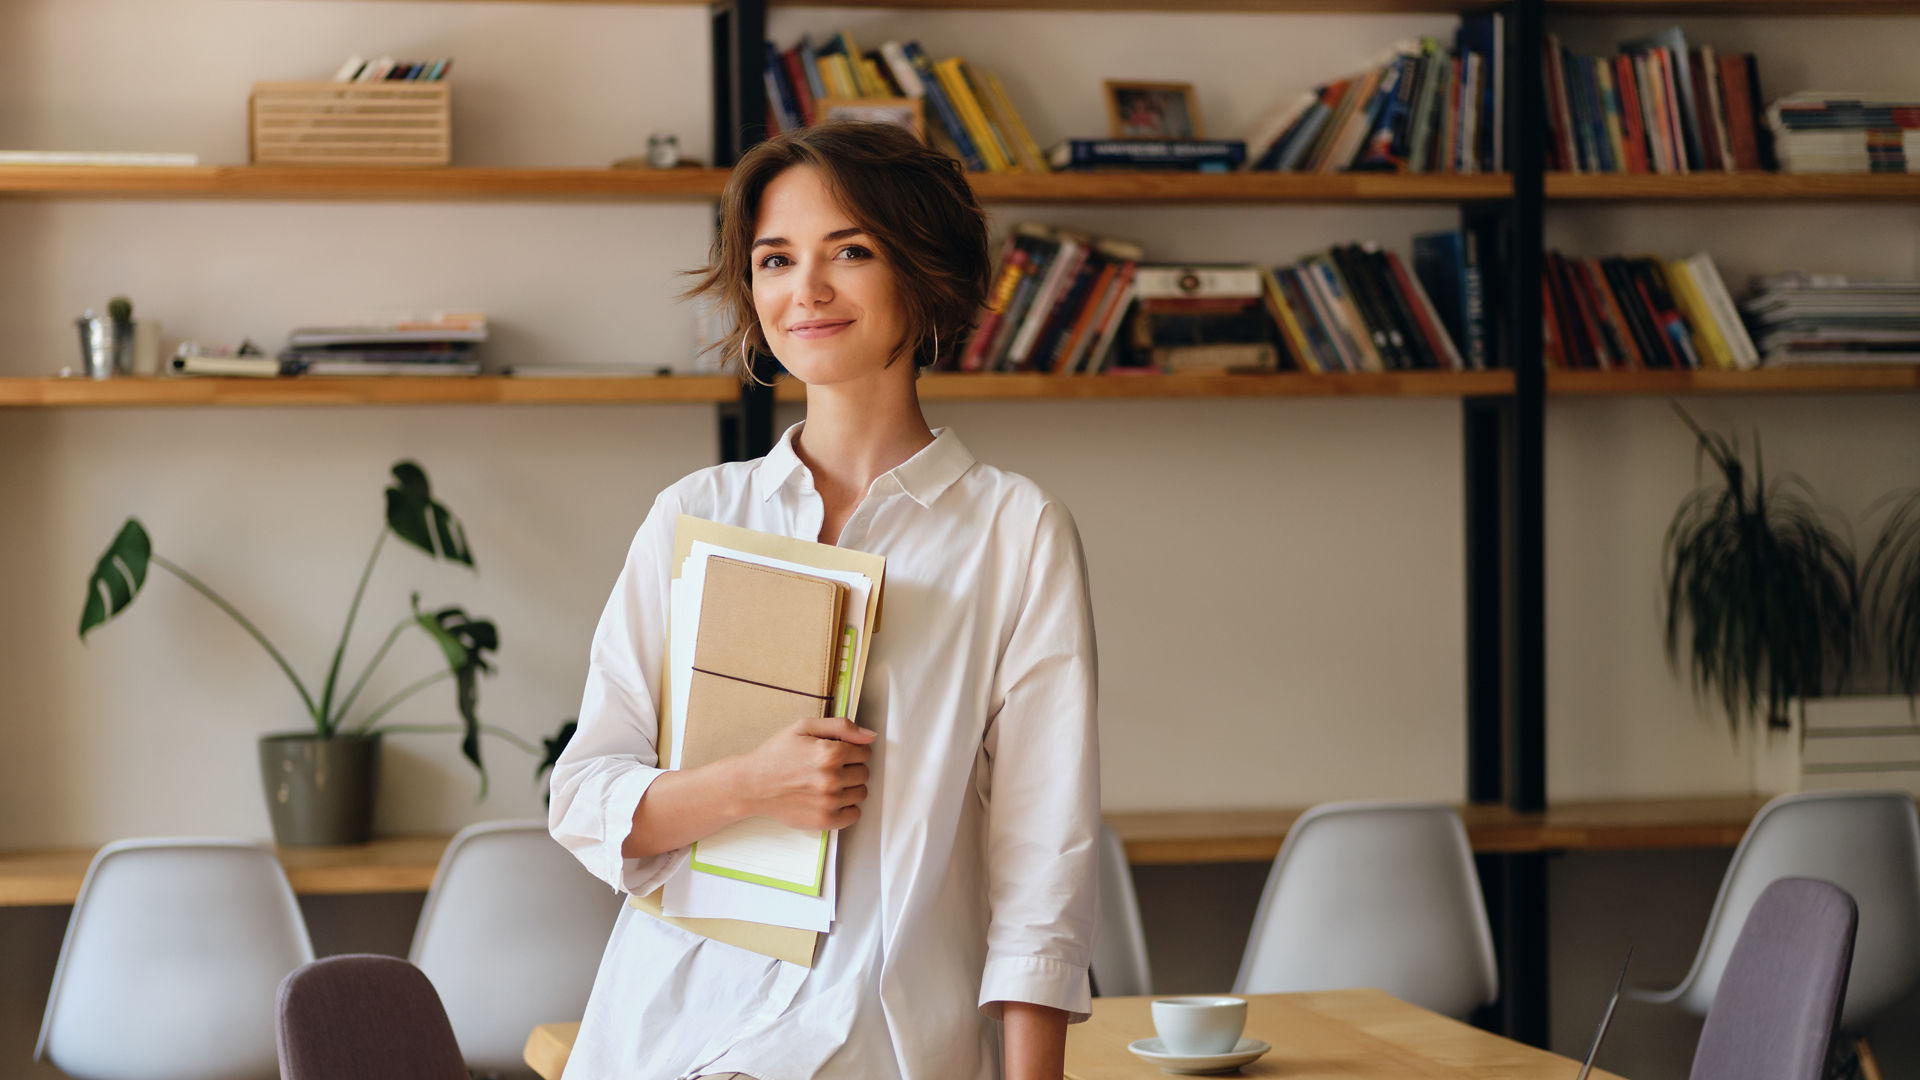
[257,732,382,847]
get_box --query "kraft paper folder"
[683,556,844,895]
[628,515,885,967]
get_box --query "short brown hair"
[684,121,991,383]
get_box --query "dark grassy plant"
[1662,406,1858,735]
[1864,489,1920,706]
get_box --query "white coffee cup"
[1150,996,1247,1056]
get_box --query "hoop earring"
[741,330,775,388]
[925,327,939,368]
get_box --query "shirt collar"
[752,422,974,509]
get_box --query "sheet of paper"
[658,545,867,928]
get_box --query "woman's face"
[750,164,910,387]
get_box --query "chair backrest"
[409,819,621,1072]
[1233,801,1498,1020]
[36,838,315,1080]
[1689,877,1858,1080]
[276,954,469,1080]
[1091,823,1153,997]
[1666,790,1920,1030]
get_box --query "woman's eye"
[757,253,791,271]
[837,245,872,260]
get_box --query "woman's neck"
[792,367,934,510]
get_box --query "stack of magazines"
[277,313,487,376]
[1767,93,1920,173]
[1742,275,1920,365]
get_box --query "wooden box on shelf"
[248,81,451,167]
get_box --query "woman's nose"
[794,259,834,305]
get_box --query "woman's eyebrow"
[751,226,866,252]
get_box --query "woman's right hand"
[734,715,876,831]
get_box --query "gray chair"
[1091,823,1153,997]
[1689,877,1857,1080]
[1234,801,1497,1020]
[276,954,469,1080]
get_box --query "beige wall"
[4,2,1920,1077]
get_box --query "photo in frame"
[818,98,926,142]
[1103,80,1203,140]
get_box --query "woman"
[549,121,1101,1080]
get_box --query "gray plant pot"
[258,732,382,847]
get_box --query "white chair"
[1233,801,1498,1020]
[1091,823,1153,997]
[1629,789,1920,1034]
[36,837,315,1080]
[409,820,622,1077]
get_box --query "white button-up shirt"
[549,422,1101,1080]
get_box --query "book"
[1047,139,1247,172]
[899,42,984,172]
[934,58,1011,173]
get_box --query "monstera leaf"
[386,462,474,568]
[412,594,498,793]
[79,519,152,640]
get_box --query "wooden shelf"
[1547,172,1920,202]
[1545,0,1919,13]
[775,371,1515,402]
[0,164,1511,204]
[0,797,1804,906]
[0,835,453,908]
[1549,366,1920,395]
[401,0,1505,11]
[1106,796,1782,866]
[0,164,734,201]
[0,375,742,407]
[969,172,1512,203]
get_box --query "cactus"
[107,296,133,324]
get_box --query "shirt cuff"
[591,766,686,897]
[978,953,1094,1024]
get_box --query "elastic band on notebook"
[691,666,830,702]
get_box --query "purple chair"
[276,954,469,1080]
[1689,877,1858,1080]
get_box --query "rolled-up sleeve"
[548,488,690,897]
[977,499,1101,1024]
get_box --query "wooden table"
[521,989,1627,1080]
[0,797,1785,907]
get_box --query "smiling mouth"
[788,320,853,338]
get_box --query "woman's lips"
[788,320,852,340]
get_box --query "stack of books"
[1244,13,1504,174]
[1742,275,1920,365]
[277,313,487,376]
[954,224,1143,373]
[951,226,1488,376]
[1543,29,1768,174]
[1766,94,1920,174]
[1261,239,1474,373]
[1543,251,1755,370]
[765,34,1048,174]
[330,56,452,82]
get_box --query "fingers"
[795,715,876,744]
[839,762,869,787]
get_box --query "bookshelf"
[1546,173,1920,201]
[0,375,742,407]
[1549,366,1920,395]
[0,164,1509,204]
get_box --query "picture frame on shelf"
[1104,80,1203,140]
[818,98,925,142]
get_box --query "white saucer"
[1126,1036,1272,1074]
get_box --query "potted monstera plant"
[79,461,544,846]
